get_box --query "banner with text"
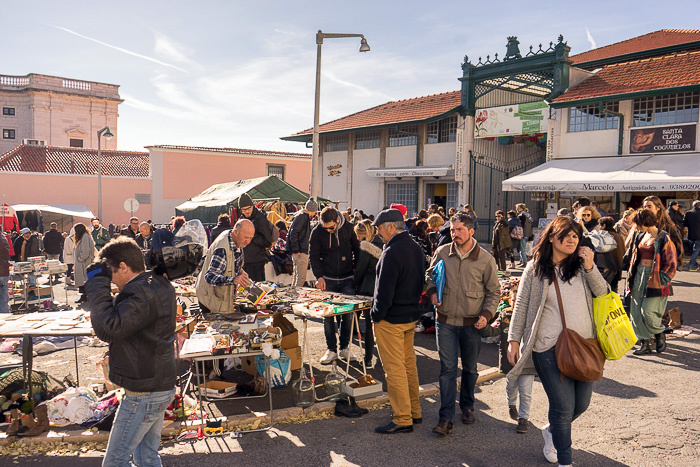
[474,101,548,138]
[630,124,696,154]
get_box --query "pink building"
[147,145,311,222]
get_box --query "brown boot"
[18,404,49,437]
[668,307,682,329]
[5,409,21,436]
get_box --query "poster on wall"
[629,124,696,154]
[474,101,548,138]
[455,127,464,178]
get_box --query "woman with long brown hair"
[507,216,608,466]
[73,223,95,304]
[642,196,684,269]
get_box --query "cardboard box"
[341,381,383,400]
[241,356,259,376]
[285,346,302,371]
[272,313,299,349]
[199,380,237,398]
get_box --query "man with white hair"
[196,219,255,313]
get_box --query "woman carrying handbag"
[507,216,609,467]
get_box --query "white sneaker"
[319,350,337,364]
[339,348,358,361]
[542,424,558,463]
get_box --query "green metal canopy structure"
[175,176,331,224]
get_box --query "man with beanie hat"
[238,192,274,282]
[287,198,318,287]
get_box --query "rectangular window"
[324,134,348,152]
[2,107,15,116]
[267,164,285,180]
[426,116,458,144]
[2,129,15,139]
[568,102,619,132]
[388,125,418,147]
[135,193,151,205]
[69,138,83,148]
[385,182,416,217]
[633,91,700,127]
[354,130,380,150]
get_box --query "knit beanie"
[305,198,319,212]
[239,193,254,208]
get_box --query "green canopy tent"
[175,176,332,224]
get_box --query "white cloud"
[586,28,597,50]
[153,32,203,72]
[53,25,188,73]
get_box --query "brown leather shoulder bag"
[553,276,605,382]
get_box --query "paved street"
[2,269,699,466]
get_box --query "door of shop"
[469,153,546,243]
[425,182,458,212]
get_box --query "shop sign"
[630,124,696,154]
[327,164,342,176]
[474,101,548,138]
[455,127,464,178]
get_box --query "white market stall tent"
[11,204,95,233]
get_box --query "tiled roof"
[552,51,700,104]
[0,145,149,177]
[287,90,461,137]
[147,145,311,158]
[571,29,700,66]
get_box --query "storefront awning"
[502,153,700,192]
[366,166,453,178]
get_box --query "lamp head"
[359,38,370,53]
[104,128,114,141]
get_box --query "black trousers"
[245,262,266,282]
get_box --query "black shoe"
[508,404,518,421]
[462,408,476,424]
[375,422,413,434]
[412,417,422,424]
[655,333,666,353]
[516,418,529,434]
[633,339,652,355]
[432,420,453,436]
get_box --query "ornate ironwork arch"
[460,35,572,116]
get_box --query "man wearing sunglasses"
[309,206,361,364]
[120,217,140,240]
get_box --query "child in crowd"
[498,280,534,434]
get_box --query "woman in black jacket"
[353,219,383,368]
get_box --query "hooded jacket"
[241,206,274,264]
[354,236,383,296]
[309,213,360,280]
[210,219,232,245]
[86,271,176,393]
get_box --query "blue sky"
[4,0,698,153]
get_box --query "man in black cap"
[287,198,318,287]
[238,192,274,282]
[371,208,425,434]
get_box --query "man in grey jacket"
[425,212,500,436]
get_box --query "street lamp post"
[96,126,114,222]
[310,30,370,199]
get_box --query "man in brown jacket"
[425,211,500,436]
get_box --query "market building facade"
[503,29,700,215]
[0,73,121,155]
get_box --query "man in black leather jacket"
[85,236,176,466]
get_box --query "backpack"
[587,230,617,253]
[510,225,524,240]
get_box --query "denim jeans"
[323,278,354,352]
[0,277,9,314]
[506,373,535,420]
[519,238,528,263]
[435,321,481,421]
[532,348,593,466]
[689,239,700,269]
[102,387,176,467]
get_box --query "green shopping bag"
[593,292,637,360]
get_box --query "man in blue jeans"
[425,212,500,436]
[309,207,361,364]
[684,200,700,271]
[85,237,177,466]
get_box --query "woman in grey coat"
[507,216,608,467]
[73,223,95,304]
